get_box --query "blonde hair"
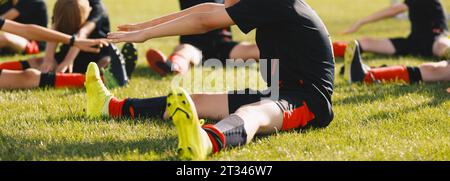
[53,0,91,35]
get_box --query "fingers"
[107,32,127,43]
[97,39,109,47]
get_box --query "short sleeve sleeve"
[87,0,106,23]
[226,0,289,34]
[14,0,31,14]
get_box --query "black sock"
[214,114,247,148]
[122,96,167,119]
[39,72,56,88]
[20,61,31,70]
[407,66,423,84]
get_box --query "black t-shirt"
[0,0,47,27]
[405,0,448,37]
[226,0,334,99]
[59,0,110,53]
[179,0,233,43]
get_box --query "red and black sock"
[364,66,422,84]
[203,124,226,154]
[107,97,167,119]
[39,73,85,88]
[203,114,248,154]
[0,61,30,70]
[333,42,347,58]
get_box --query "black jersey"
[0,0,47,27]
[405,0,448,36]
[226,0,335,101]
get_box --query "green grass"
[0,0,449,161]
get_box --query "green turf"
[0,0,449,161]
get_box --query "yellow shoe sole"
[166,88,210,160]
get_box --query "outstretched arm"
[118,2,225,31]
[109,8,235,43]
[1,20,107,52]
[341,3,408,35]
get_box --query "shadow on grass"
[0,134,178,161]
[130,66,171,80]
[335,83,449,106]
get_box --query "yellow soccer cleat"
[85,62,112,118]
[166,88,212,160]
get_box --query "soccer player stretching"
[87,0,335,160]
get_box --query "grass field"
[0,0,449,161]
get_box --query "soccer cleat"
[166,87,212,160]
[146,48,170,76]
[344,40,368,83]
[121,43,138,78]
[108,44,129,86]
[85,62,112,118]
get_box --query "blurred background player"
[0,0,47,55]
[117,0,259,76]
[0,0,136,88]
[333,0,450,59]
[0,17,110,89]
[344,40,450,85]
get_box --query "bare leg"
[432,36,450,58]
[27,58,44,69]
[172,44,203,65]
[229,42,260,60]
[0,69,41,89]
[358,37,396,55]
[229,100,283,142]
[419,61,450,82]
[0,32,29,52]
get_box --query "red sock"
[364,66,410,84]
[54,73,86,88]
[109,98,126,118]
[0,61,24,70]
[333,41,347,58]
[168,54,189,74]
[203,124,226,154]
[24,41,40,55]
